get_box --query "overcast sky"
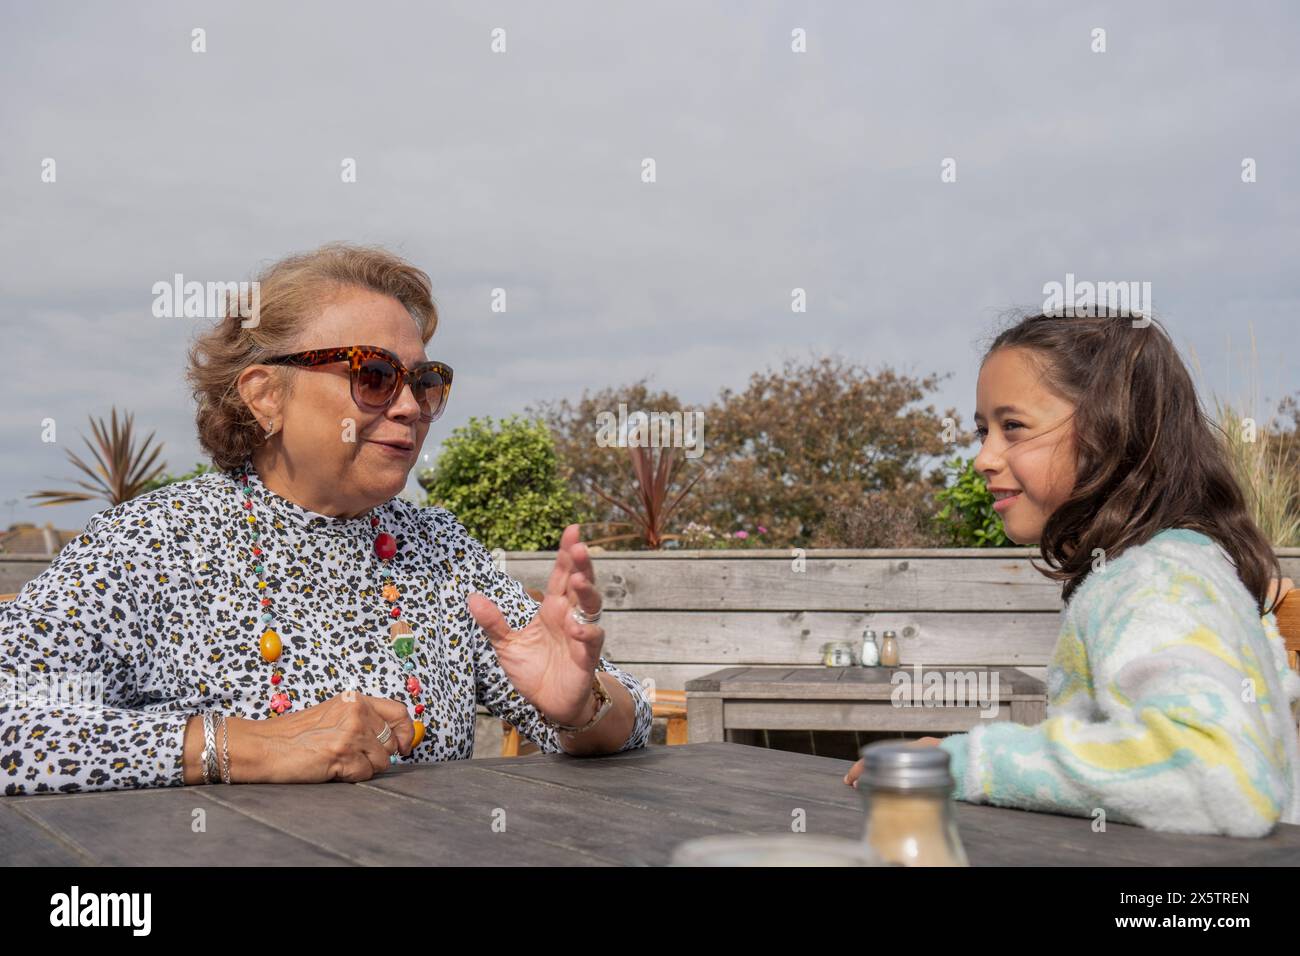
[2,0,1297,532]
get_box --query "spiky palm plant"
[28,408,168,508]
[583,436,705,550]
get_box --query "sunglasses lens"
[413,368,450,421]
[356,358,400,407]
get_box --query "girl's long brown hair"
[985,312,1282,613]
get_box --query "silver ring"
[571,605,603,625]
[376,723,392,745]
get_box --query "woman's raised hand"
[467,523,606,726]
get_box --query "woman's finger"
[563,573,606,646]
[544,537,575,598]
[567,571,602,619]
[467,592,514,646]
[354,719,395,775]
[374,720,398,756]
[568,538,597,589]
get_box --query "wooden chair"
[0,594,16,602]
[1278,589,1300,673]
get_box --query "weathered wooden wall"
[8,548,1300,695]
[501,548,1300,691]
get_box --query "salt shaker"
[860,629,880,666]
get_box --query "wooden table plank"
[197,774,616,867]
[0,800,93,865]
[8,787,356,866]
[1,743,1295,866]
[781,666,852,683]
[365,763,726,866]
[682,666,752,693]
[463,749,865,864]
[600,743,1300,867]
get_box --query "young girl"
[845,312,1300,837]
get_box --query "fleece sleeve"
[937,559,1294,837]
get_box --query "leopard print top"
[0,460,652,795]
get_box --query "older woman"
[1,243,652,795]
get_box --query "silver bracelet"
[218,713,232,784]
[200,712,217,785]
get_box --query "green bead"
[391,636,415,658]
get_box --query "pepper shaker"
[879,629,900,667]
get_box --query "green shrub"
[422,415,583,551]
[141,463,214,494]
[932,456,1012,547]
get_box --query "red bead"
[243,500,253,510]
[374,532,397,560]
[261,598,271,607]
[252,547,262,556]
[406,676,421,696]
[414,704,424,715]
[270,672,282,685]
[390,606,401,618]
[371,516,380,527]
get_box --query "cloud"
[2,0,1297,531]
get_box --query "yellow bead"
[411,720,425,748]
[259,629,282,662]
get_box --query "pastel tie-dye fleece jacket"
[938,528,1300,837]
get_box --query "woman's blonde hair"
[187,242,438,470]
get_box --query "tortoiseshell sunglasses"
[261,346,453,423]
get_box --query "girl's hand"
[467,524,606,726]
[842,736,942,788]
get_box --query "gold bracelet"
[543,673,613,734]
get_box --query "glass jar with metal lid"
[854,740,969,866]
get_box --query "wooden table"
[2,743,1295,866]
[685,666,1049,742]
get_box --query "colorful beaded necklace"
[233,463,428,754]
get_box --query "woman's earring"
[264,418,275,436]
